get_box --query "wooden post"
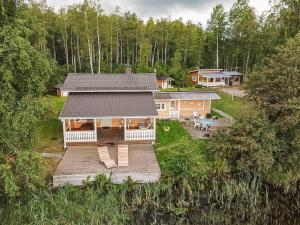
[124,117,127,141]
[62,119,66,149]
[177,100,181,119]
[153,117,156,142]
[94,119,97,142]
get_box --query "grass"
[154,120,211,176]
[33,96,66,176]
[212,92,251,118]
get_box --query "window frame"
[156,103,166,111]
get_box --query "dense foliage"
[0,0,300,224]
[21,0,300,82]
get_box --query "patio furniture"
[198,118,215,131]
[192,112,199,119]
[97,146,117,169]
[118,144,128,167]
[194,119,201,129]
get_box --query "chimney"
[125,64,132,74]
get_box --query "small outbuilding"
[156,76,174,89]
[54,83,63,97]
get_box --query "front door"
[101,118,112,128]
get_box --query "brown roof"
[60,92,158,118]
[62,73,159,92]
[155,92,221,100]
[157,76,174,81]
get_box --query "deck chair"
[97,146,117,169]
[118,144,128,167]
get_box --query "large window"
[156,103,166,111]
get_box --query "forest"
[0,0,300,224]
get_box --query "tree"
[246,34,300,189]
[210,109,279,176]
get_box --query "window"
[192,76,197,81]
[156,103,166,111]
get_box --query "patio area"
[180,117,230,139]
[53,144,161,186]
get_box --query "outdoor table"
[198,118,215,131]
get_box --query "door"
[101,118,112,128]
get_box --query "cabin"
[156,76,174,89]
[55,67,220,186]
[187,69,243,87]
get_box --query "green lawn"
[212,92,251,118]
[34,96,66,176]
[154,120,211,176]
[34,96,66,152]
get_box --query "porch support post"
[94,119,97,142]
[62,119,66,149]
[177,100,181,119]
[124,117,127,141]
[153,117,156,141]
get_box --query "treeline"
[25,0,299,79]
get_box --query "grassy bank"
[212,92,251,118]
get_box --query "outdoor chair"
[194,119,201,129]
[192,112,199,119]
[118,144,129,167]
[97,146,117,169]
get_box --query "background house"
[187,69,243,87]
[156,76,174,89]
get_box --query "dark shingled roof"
[60,92,158,118]
[61,73,159,92]
[155,92,221,100]
[157,76,174,81]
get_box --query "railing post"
[153,117,156,141]
[62,119,66,148]
[124,117,127,141]
[94,119,97,141]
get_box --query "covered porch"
[198,73,231,87]
[62,117,156,147]
[59,92,158,147]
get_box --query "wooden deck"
[53,144,161,186]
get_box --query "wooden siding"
[187,71,198,84]
[179,100,210,117]
[155,99,211,119]
[155,100,170,118]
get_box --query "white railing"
[125,129,155,140]
[170,111,179,118]
[198,81,226,87]
[65,130,97,142]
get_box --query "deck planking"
[53,144,161,186]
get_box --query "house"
[187,69,243,87]
[60,74,221,147]
[55,68,220,186]
[156,76,174,89]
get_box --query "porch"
[53,144,161,186]
[62,117,156,147]
[198,74,231,87]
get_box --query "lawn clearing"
[154,120,211,177]
[34,96,66,176]
[212,92,251,118]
